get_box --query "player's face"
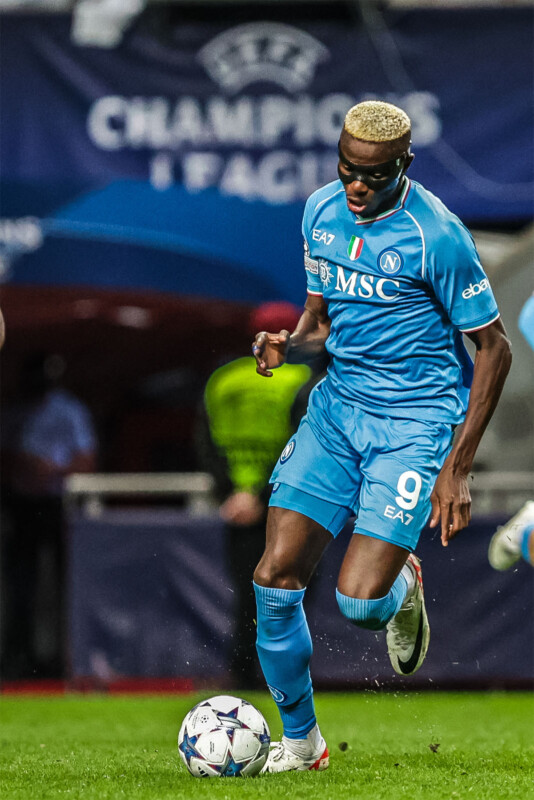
[338,129,412,217]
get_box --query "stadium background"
[0,0,532,691]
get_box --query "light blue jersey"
[518,293,534,351]
[303,177,499,424]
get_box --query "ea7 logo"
[462,279,489,299]
[384,505,414,525]
[312,229,335,245]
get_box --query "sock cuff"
[335,588,388,612]
[335,573,407,630]
[253,581,306,616]
[520,526,533,565]
[335,589,389,631]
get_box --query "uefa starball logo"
[197,23,330,93]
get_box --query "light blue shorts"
[269,381,454,552]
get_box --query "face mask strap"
[337,148,410,189]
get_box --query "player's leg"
[338,531,409,600]
[254,505,332,591]
[335,413,454,674]
[488,501,534,570]
[254,504,334,773]
[336,533,428,674]
[254,383,360,772]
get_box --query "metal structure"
[64,471,216,515]
[63,470,534,517]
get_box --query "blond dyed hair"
[344,101,411,143]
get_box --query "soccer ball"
[178,695,270,778]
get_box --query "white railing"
[63,470,534,518]
[64,471,216,516]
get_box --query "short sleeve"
[70,402,97,453]
[426,221,499,332]
[302,196,323,296]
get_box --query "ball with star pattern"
[178,695,270,777]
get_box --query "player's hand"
[219,492,264,526]
[252,329,290,377]
[429,464,472,547]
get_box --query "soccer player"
[488,501,534,570]
[251,101,512,773]
[488,293,534,571]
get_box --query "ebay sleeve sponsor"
[425,221,499,332]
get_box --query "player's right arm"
[253,191,331,377]
[253,295,330,377]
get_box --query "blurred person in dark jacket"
[1,352,97,679]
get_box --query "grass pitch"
[0,691,532,800]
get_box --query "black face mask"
[337,146,409,191]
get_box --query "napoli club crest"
[268,684,288,703]
[280,440,295,463]
[378,248,403,275]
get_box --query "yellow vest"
[204,357,311,493]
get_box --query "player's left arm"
[429,317,512,546]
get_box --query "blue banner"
[0,9,532,302]
[68,509,534,686]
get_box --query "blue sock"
[336,572,408,630]
[254,582,316,739]
[520,525,533,565]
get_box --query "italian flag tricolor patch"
[348,235,364,260]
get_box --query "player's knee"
[337,573,392,601]
[253,562,304,591]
